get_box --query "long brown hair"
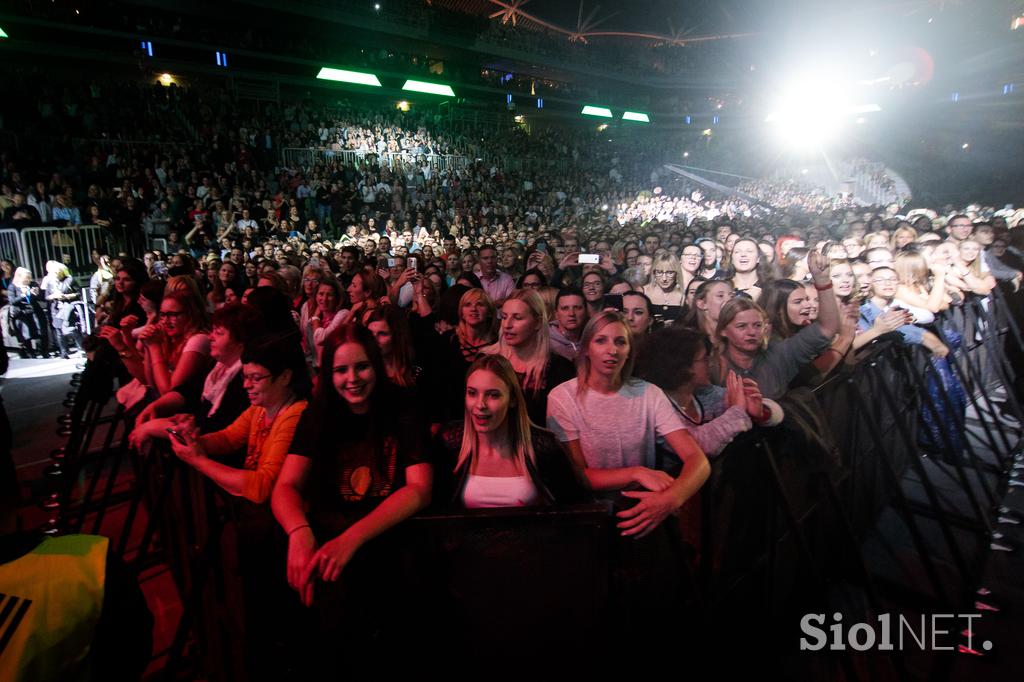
[457,355,536,472]
[757,279,805,340]
[364,305,416,387]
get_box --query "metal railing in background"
[280,148,472,173]
[0,228,26,266]
[18,225,113,279]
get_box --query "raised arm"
[807,251,839,339]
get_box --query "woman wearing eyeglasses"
[515,268,547,291]
[167,333,309,680]
[122,278,211,396]
[167,334,310,503]
[642,253,684,307]
[580,270,607,317]
[855,265,948,356]
[679,245,704,297]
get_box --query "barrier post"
[0,228,26,266]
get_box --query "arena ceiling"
[431,0,759,45]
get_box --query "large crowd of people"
[4,70,1024,676]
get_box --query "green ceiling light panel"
[316,67,382,87]
[622,111,650,122]
[402,80,455,96]
[581,105,613,118]
[0,26,8,38]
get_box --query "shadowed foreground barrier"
[38,289,1023,679]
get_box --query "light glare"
[402,80,455,96]
[581,105,613,118]
[317,68,382,87]
[763,74,881,150]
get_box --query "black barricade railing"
[115,441,617,681]
[46,395,137,537]
[47,290,1022,678]
[697,322,1017,628]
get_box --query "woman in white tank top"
[433,354,589,508]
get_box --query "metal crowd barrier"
[35,287,1024,679]
[0,228,26,267]
[280,148,472,173]
[17,225,114,280]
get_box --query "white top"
[546,378,685,470]
[183,332,212,357]
[463,474,539,508]
[893,298,935,325]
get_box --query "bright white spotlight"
[765,75,851,150]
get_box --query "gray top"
[717,323,830,400]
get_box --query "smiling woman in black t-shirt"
[271,323,432,608]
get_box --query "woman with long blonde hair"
[432,354,589,508]
[890,224,918,252]
[483,289,575,424]
[893,250,949,313]
[546,310,709,536]
[954,239,996,295]
[437,288,499,421]
[642,252,685,306]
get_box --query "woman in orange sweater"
[168,333,311,503]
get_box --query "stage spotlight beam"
[764,75,880,150]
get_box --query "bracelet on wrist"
[813,281,833,291]
[288,524,311,536]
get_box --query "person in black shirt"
[272,322,432,607]
[482,289,575,425]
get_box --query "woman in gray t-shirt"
[547,310,709,538]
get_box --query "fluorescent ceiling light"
[402,80,455,96]
[581,105,613,118]
[316,67,382,87]
[622,111,650,122]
